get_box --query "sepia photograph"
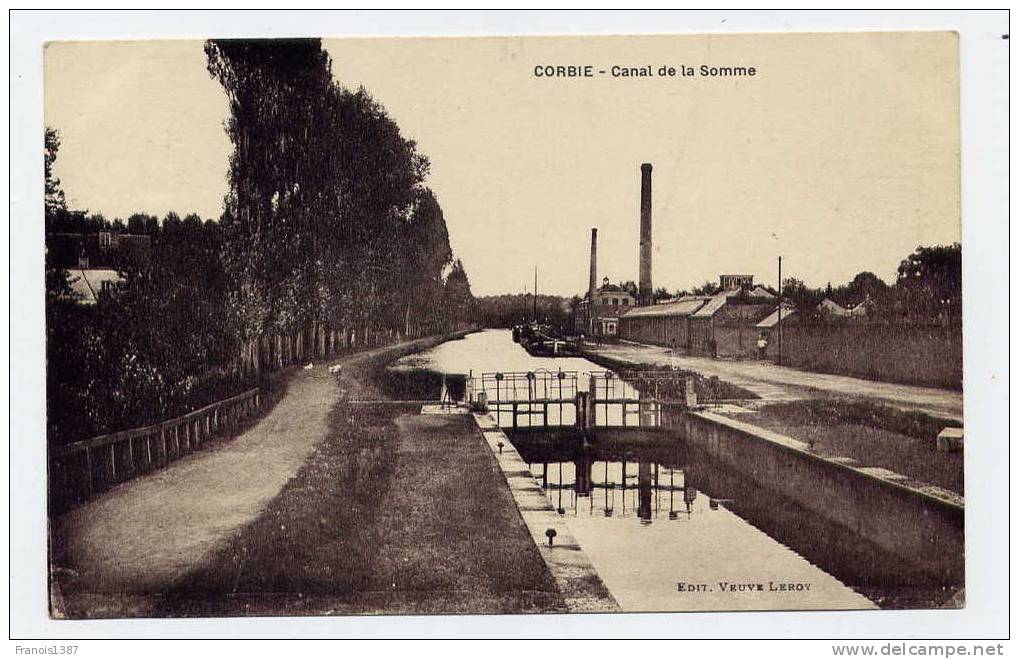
[9,9,1010,644]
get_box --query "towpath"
[584,341,963,422]
[51,339,415,617]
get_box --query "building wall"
[619,314,692,349]
[593,290,635,313]
[764,322,962,389]
[689,318,715,355]
[622,300,780,359]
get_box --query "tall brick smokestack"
[638,162,653,306]
[588,227,598,332]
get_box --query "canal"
[397,329,957,610]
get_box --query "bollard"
[684,376,698,408]
[545,528,557,546]
[497,441,504,454]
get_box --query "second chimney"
[589,227,598,333]
[638,163,653,306]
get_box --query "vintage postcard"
[44,31,963,619]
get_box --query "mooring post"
[685,376,698,409]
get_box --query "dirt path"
[585,342,963,422]
[157,410,564,616]
[51,336,464,617]
[51,365,337,616]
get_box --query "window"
[613,298,618,307]
[99,231,112,249]
[622,298,629,306]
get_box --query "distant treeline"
[45,38,477,445]
[475,293,577,332]
[682,245,961,325]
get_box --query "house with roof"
[47,230,151,306]
[687,289,777,358]
[816,296,872,321]
[754,303,799,358]
[574,277,637,337]
[817,297,850,317]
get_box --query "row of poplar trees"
[206,38,476,373]
[46,38,475,444]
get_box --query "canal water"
[400,330,944,610]
[395,329,641,427]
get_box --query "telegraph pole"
[777,256,783,366]
[533,266,538,322]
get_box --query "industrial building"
[578,162,794,358]
[618,276,789,358]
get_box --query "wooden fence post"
[85,447,94,498]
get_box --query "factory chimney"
[588,228,598,333]
[638,162,653,306]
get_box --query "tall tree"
[44,127,73,300]
[895,243,961,320]
[206,38,335,363]
[45,128,66,217]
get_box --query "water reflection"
[529,456,696,524]
[515,436,954,611]
[410,329,957,610]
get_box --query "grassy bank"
[722,400,963,495]
[579,349,759,401]
[158,329,565,616]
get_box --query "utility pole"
[533,266,538,322]
[777,256,783,366]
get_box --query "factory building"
[579,162,789,358]
[619,276,784,358]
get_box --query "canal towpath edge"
[471,412,620,613]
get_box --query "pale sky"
[45,32,959,296]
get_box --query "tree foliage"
[45,38,476,445]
